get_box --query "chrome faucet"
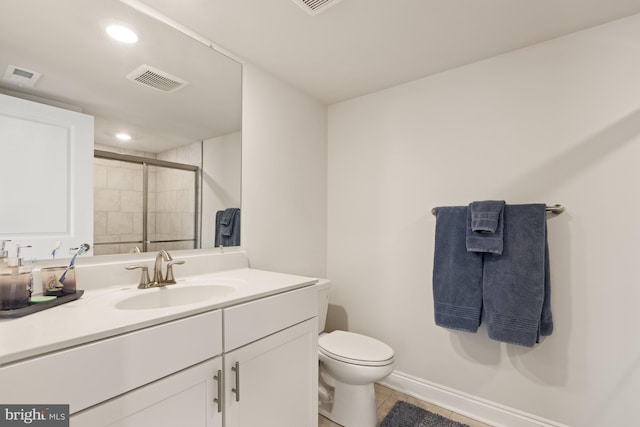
[125,250,185,289]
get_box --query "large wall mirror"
[0,0,242,259]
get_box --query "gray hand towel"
[466,200,505,255]
[432,206,484,333]
[220,208,239,237]
[470,200,505,232]
[482,204,553,347]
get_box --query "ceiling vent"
[292,0,345,15]
[126,64,189,93]
[3,65,41,87]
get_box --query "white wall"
[241,63,328,278]
[201,131,242,248]
[327,14,640,427]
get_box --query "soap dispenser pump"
[15,244,33,268]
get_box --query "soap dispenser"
[0,244,33,310]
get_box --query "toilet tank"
[316,279,331,333]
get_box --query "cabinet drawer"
[0,310,222,414]
[224,285,316,351]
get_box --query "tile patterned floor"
[318,383,493,427]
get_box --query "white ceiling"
[2,0,640,153]
[141,0,640,104]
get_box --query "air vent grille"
[292,0,344,15]
[3,65,41,87]
[126,65,188,93]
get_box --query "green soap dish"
[30,295,57,303]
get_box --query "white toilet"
[316,279,395,427]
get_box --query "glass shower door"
[93,151,200,255]
[94,157,145,255]
[146,164,199,252]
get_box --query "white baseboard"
[378,371,568,427]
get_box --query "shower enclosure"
[93,150,200,255]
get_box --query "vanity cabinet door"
[224,318,318,427]
[71,357,223,427]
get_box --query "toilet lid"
[319,331,394,366]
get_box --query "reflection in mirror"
[94,150,201,255]
[0,0,242,258]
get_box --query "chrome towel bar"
[431,204,564,216]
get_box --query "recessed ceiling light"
[116,132,132,141]
[106,25,138,44]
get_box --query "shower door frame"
[94,149,201,253]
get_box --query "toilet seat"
[319,331,394,367]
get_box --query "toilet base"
[319,374,377,427]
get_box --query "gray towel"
[432,206,484,333]
[483,204,553,347]
[540,239,554,337]
[215,208,241,247]
[466,200,505,255]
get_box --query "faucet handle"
[165,260,185,284]
[126,265,152,288]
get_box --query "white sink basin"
[115,285,235,310]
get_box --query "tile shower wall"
[93,143,201,255]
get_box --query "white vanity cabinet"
[0,278,318,427]
[223,319,317,427]
[222,285,318,427]
[0,309,223,419]
[73,285,319,427]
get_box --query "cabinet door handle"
[213,369,222,413]
[231,361,240,402]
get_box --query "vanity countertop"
[0,267,317,367]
